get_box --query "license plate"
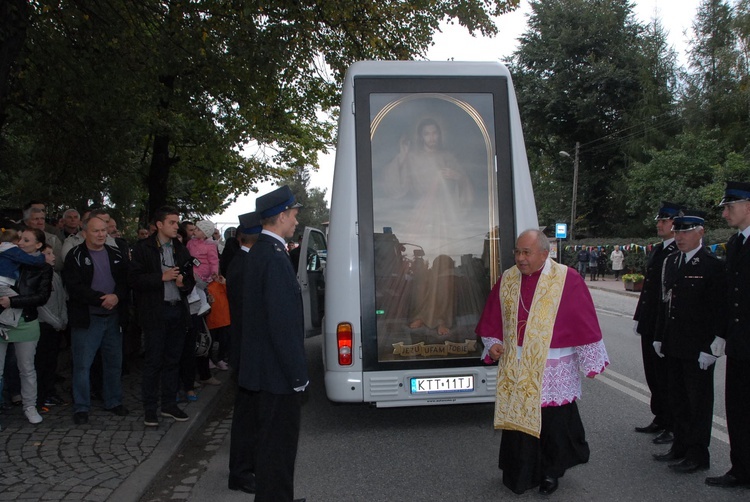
[410,375,474,394]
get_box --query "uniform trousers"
[248,389,302,502]
[640,332,672,428]
[229,385,257,483]
[498,401,590,494]
[667,356,714,466]
[726,356,750,482]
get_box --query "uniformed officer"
[226,210,262,494]
[652,210,727,474]
[633,201,682,444]
[706,181,750,488]
[237,186,308,502]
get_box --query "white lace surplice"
[482,337,609,407]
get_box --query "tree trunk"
[146,74,178,221]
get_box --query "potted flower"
[622,273,645,292]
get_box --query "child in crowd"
[187,220,230,371]
[0,228,47,339]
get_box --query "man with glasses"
[633,201,683,445]
[652,210,727,474]
[706,181,750,488]
[129,206,196,427]
[476,229,609,495]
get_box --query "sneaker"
[45,394,68,406]
[105,405,129,416]
[161,406,189,422]
[11,395,22,406]
[217,360,229,371]
[144,410,159,427]
[73,411,89,425]
[208,359,217,370]
[24,406,43,424]
[186,391,198,402]
[199,376,221,386]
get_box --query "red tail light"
[337,322,353,365]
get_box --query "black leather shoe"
[228,476,256,494]
[653,449,684,462]
[539,476,559,495]
[73,411,89,425]
[705,473,750,487]
[652,430,674,444]
[668,459,709,473]
[635,422,664,433]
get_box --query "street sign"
[555,223,567,239]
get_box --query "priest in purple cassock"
[476,229,609,496]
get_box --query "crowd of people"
[575,244,625,281]
[0,201,239,428]
[0,186,309,502]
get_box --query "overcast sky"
[213,0,702,227]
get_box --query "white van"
[298,61,538,407]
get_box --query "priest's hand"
[652,341,664,358]
[489,343,504,362]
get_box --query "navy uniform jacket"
[725,233,750,360]
[634,240,678,339]
[238,233,308,394]
[656,247,727,359]
[226,247,249,371]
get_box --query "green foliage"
[0,0,518,228]
[279,166,330,240]
[510,0,679,236]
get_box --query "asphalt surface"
[0,274,680,501]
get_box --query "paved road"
[148,283,747,501]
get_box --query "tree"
[682,0,748,151]
[279,166,329,241]
[508,0,679,236]
[1,0,520,227]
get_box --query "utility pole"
[570,141,579,241]
[559,142,580,241]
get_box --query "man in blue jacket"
[239,186,308,502]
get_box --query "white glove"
[294,380,310,392]
[710,336,726,357]
[653,341,664,358]
[633,321,639,336]
[698,352,718,370]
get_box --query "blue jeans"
[71,313,122,412]
[142,303,187,411]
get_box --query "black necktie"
[738,234,746,252]
[678,253,686,268]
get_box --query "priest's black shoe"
[653,449,684,462]
[635,422,664,433]
[539,476,559,495]
[705,473,750,487]
[228,475,256,494]
[652,430,674,444]
[668,459,709,474]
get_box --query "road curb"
[110,372,232,502]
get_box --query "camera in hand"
[180,257,201,276]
